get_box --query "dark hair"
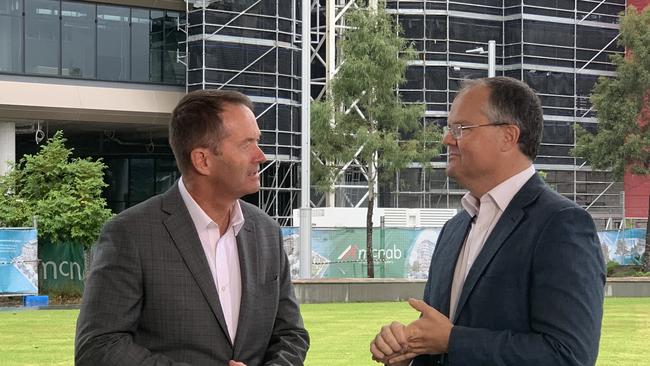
[461,76,544,160]
[169,89,253,173]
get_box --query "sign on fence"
[39,241,85,295]
[0,228,38,295]
[599,228,647,265]
[283,227,647,279]
[282,227,441,279]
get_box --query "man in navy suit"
[370,76,605,366]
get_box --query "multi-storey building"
[0,0,647,228]
[313,0,647,229]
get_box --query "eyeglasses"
[443,122,510,140]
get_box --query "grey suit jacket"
[413,174,605,366]
[75,183,309,365]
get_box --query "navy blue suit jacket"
[413,174,605,366]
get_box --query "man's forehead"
[450,86,489,117]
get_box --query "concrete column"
[0,122,16,176]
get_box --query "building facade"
[0,0,647,228]
[311,0,647,229]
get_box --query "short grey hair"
[460,76,544,160]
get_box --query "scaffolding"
[178,0,628,228]
[308,0,627,229]
[181,0,303,225]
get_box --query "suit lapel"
[233,205,258,356]
[161,184,231,346]
[452,174,545,323]
[433,213,473,316]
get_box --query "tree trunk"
[643,195,650,272]
[366,194,374,278]
[366,153,377,278]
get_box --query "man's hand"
[388,298,454,364]
[229,361,246,366]
[370,321,410,364]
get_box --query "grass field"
[0,298,648,365]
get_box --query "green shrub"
[0,131,112,249]
[606,260,620,277]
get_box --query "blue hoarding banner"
[598,228,647,265]
[0,228,38,294]
[283,227,647,279]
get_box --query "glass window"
[129,158,154,203]
[150,10,164,82]
[131,8,151,82]
[505,20,521,44]
[425,15,446,40]
[403,66,424,89]
[449,18,501,43]
[526,0,574,10]
[576,74,599,97]
[525,70,574,95]
[62,1,95,78]
[542,120,573,145]
[163,11,184,84]
[104,158,129,213]
[26,0,60,75]
[399,15,424,39]
[0,0,23,73]
[576,26,620,51]
[97,5,130,80]
[524,20,574,47]
[154,158,179,195]
[425,66,447,90]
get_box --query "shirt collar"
[178,177,245,236]
[461,165,536,216]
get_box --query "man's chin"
[244,183,261,196]
[445,166,456,179]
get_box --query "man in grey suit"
[76,90,309,365]
[370,77,605,365]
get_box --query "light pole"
[465,40,496,77]
[299,0,312,279]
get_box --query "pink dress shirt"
[178,177,244,343]
[449,165,536,320]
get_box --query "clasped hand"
[369,298,453,365]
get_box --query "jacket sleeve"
[75,217,191,366]
[411,221,449,366]
[447,206,605,366]
[262,228,310,365]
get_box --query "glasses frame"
[443,122,511,140]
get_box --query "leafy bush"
[606,260,620,277]
[0,131,112,248]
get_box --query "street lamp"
[465,40,496,77]
[299,0,312,279]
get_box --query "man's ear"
[189,148,211,176]
[501,124,521,152]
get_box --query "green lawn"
[0,298,648,365]
[0,309,77,366]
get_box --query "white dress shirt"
[449,165,536,320]
[178,177,244,343]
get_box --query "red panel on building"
[628,0,649,10]
[623,0,649,218]
[625,172,650,218]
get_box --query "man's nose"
[442,129,456,146]
[254,144,267,163]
